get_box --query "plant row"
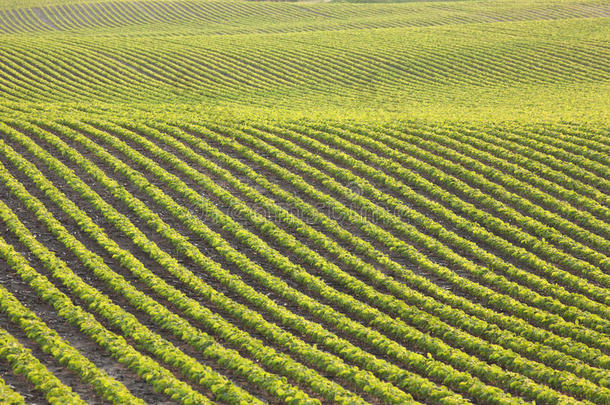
[0,373,25,405]
[132,118,610,387]
[41,117,527,405]
[156,118,608,373]
[67,118,604,404]
[105,116,610,402]
[0,245,144,405]
[204,119,609,349]
[297,121,610,304]
[380,121,609,273]
[0,135,257,405]
[0,324,84,405]
[7,119,433,405]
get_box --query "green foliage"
[0,1,608,404]
[0,0,606,120]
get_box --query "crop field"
[0,0,608,404]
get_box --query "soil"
[0,154,177,405]
[60,126,391,404]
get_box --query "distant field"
[0,0,608,119]
[0,1,608,404]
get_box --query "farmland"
[0,0,608,404]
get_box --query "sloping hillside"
[0,1,608,404]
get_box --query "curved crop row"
[382,121,610,267]
[117,118,610,391]
[4,119,457,404]
[32,117,534,404]
[291,121,610,300]
[140,119,610,373]
[0,251,144,405]
[0,374,25,405]
[0,125,330,405]
[195,120,609,348]
[58,117,608,404]
[0,324,84,405]
[0,121,419,404]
